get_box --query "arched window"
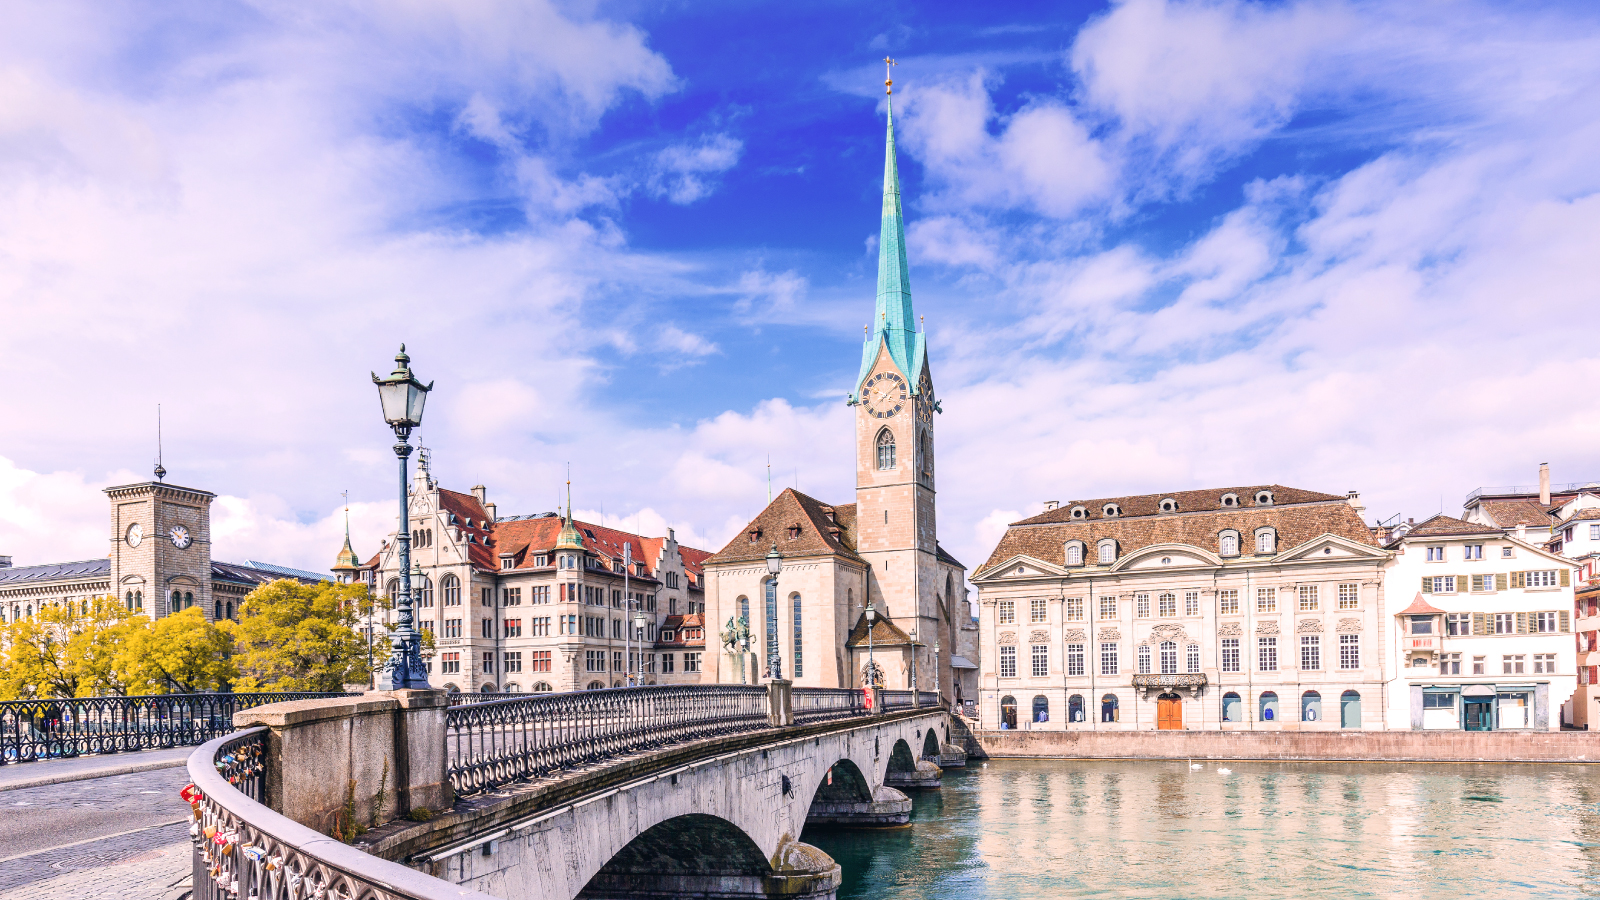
[214,600,223,620]
[532,682,553,693]
[1186,644,1200,672]
[1340,690,1362,728]
[171,590,181,611]
[587,681,605,691]
[1222,691,1242,722]
[792,592,803,679]
[126,590,134,610]
[504,683,519,693]
[184,591,193,610]
[441,574,460,607]
[1138,645,1152,674]
[1159,641,1178,674]
[387,578,400,599]
[876,428,896,470]
[1032,695,1049,723]
[1219,531,1240,557]
[135,590,142,610]
[738,596,749,627]
[417,575,434,608]
[1097,540,1117,565]
[1101,694,1119,722]
[1302,690,1322,722]
[1260,691,1279,722]
[999,695,1017,729]
[1255,529,1275,554]
[226,601,234,620]
[444,683,461,695]
[1158,593,1176,616]
[919,431,932,481]
[1068,694,1085,723]
[1065,542,1084,566]
[764,579,780,680]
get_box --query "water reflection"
[801,759,1600,899]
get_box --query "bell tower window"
[876,429,896,470]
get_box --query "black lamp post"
[864,600,878,688]
[373,345,433,691]
[765,542,782,680]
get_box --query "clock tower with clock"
[106,467,217,620]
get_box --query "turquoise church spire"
[853,58,927,402]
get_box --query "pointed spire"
[335,490,359,569]
[556,466,585,550]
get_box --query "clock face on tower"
[862,371,908,419]
[125,523,143,547]
[169,525,192,549]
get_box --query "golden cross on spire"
[884,56,896,95]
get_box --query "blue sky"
[3,0,1600,576]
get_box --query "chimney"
[0,555,11,568]
[1408,518,1414,525]
[1043,500,1060,511]
[668,527,676,542]
[1346,490,1365,519]
[1539,463,1550,506]
[484,502,497,522]
[472,484,488,505]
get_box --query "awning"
[950,655,978,670]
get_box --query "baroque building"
[340,468,710,694]
[702,85,967,699]
[972,486,1388,731]
[0,468,325,625]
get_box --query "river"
[802,758,1600,898]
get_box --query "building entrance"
[1463,699,1494,731]
[1156,693,1183,730]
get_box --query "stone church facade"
[702,93,968,700]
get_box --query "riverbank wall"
[968,728,1600,763]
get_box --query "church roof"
[845,609,915,648]
[853,93,926,399]
[704,488,863,567]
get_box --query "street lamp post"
[764,543,782,680]
[864,601,878,689]
[622,543,631,687]
[372,345,433,691]
[632,607,649,684]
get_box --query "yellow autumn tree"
[117,607,236,694]
[227,579,376,692]
[0,596,147,699]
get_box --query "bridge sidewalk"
[0,748,192,792]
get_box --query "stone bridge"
[191,685,958,900]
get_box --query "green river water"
[802,758,1600,899]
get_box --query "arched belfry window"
[919,430,932,480]
[876,428,896,470]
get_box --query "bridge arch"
[922,728,940,760]
[886,738,917,779]
[578,813,771,899]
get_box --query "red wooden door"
[1157,696,1183,730]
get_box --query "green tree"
[0,597,148,699]
[117,607,236,694]
[228,579,376,692]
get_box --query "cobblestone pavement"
[0,766,194,899]
[0,748,193,791]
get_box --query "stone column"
[767,679,793,727]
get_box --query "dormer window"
[1219,531,1240,557]
[1159,498,1178,513]
[748,528,762,544]
[1255,528,1277,554]
[499,555,515,570]
[787,524,802,540]
[1103,503,1122,518]
[635,563,647,577]
[1065,542,1085,567]
[1221,493,1239,508]
[662,630,675,642]
[1070,505,1087,520]
[535,555,548,567]
[1254,490,1274,506]
[1097,539,1117,565]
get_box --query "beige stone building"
[702,95,967,699]
[341,467,710,694]
[0,469,325,627]
[972,486,1390,731]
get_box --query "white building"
[1382,514,1578,731]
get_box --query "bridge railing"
[187,727,493,900]
[0,691,352,765]
[792,687,867,723]
[446,684,770,796]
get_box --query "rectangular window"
[1431,576,1455,593]
[1158,593,1176,617]
[1031,644,1049,677]
[585,650,604,672]
[1136,594,1151,618]
[532,586,550,604]
[1422,693,1454,709]
[1340,634,1360,669]
[1427,546,1445,561]
[1138,645,1152,675]
[1221,638,1240,672]
[1502,546,1514,558]
[1471,574,1494,592]
[531,650,551,672]
[662,653,675,674]
[1066,598,1084,621]
[1495,613,1515,634]
[1445,612,1470,636]
[444,618,462,638]
[1410,615,1434,635]
[1527,570,1558,588]
[1030,599,1047,623]
[1464,545,1483,560]
[501,587,518,606]
[614,651,624,674]
[1503,654,1525,675]
[793,591,803,679]
[999,646,1017,678]
[1337,583,1359,609]
[1537,611,1558,633]
[1591,524,1600,540]
[481,618,494,638]
[1301,635,1321,671]
[1100,643,1119,676]
[1185,591,1199,617]
[531,616,550,636]
[1067,643,1084,676]
[1258,637,1278,672]
[482,653,495,674]
[1219,590,1239,614]
[1438,651,1460,675]
[684,652,702,673]
[504,618,522,637]
[440,652,460,674]
[998,601,1015,625]
[1186,643,1200,673]
[1472,655,1485,675]
[1298,585,1319,612]
[1099,598,1117,620]
[1533,653,1556,674]
[1257,588,1276,613]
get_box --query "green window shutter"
[1561,568,1571,587]
[1456,575,1468,592]
[1472,612,1487,636]
[1561,610,1571,632]
[1421,576,1432,594]
[1495,573,1508,591]
[1516,611,1529,634]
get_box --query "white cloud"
[734,267,808,316]
[656,325,719,360]
[649,133,743,204]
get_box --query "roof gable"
[704,488,863,567]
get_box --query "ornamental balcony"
[1131,673,1207,698]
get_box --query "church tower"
[850,62,941,635]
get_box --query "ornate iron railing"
[188,728,495,900]
[792,687,868,723]
[916,691,944,708]
[445,684,770,796]
[0,692,351,765]
[881,690,915,710]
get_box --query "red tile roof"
[704,488,864,566]
[1398,514,1503,539]
[486,513,710,581]
[1397,593,1447,616]
[1012,484,1348,526]
[1476,499,1555,529]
